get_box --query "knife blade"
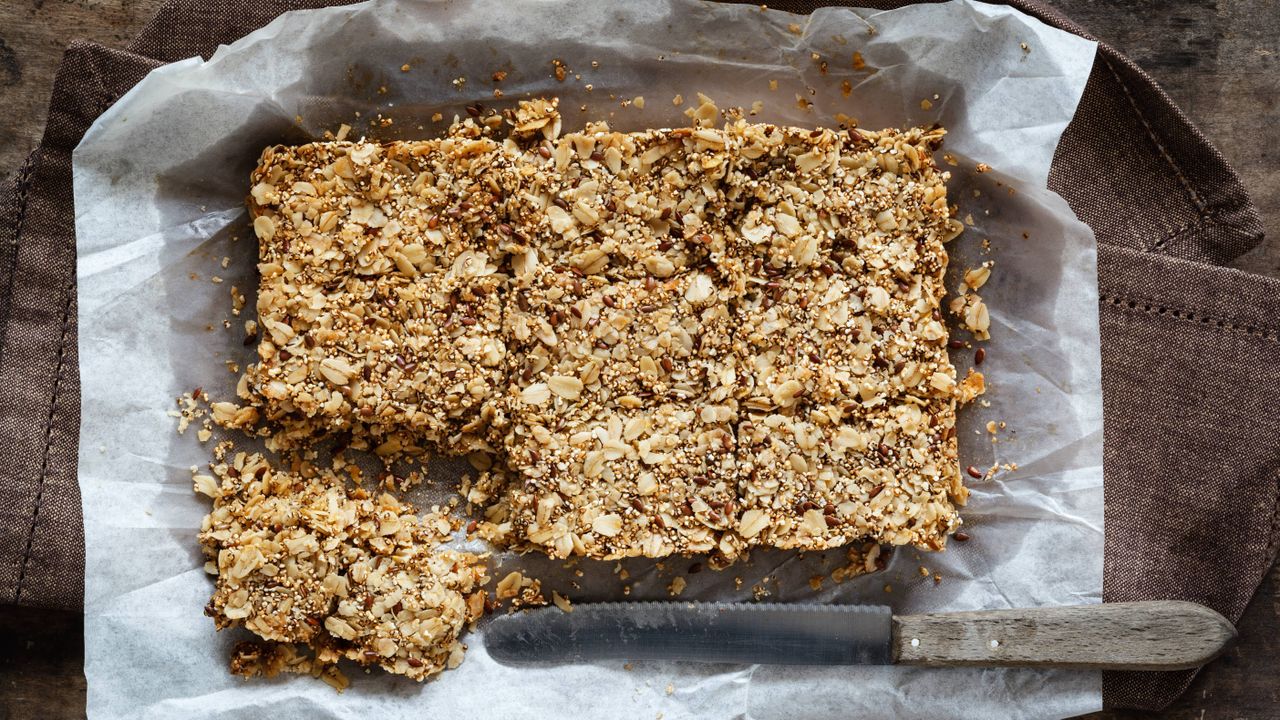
[485,601,892,665]
[483,597,896,666]
[484,600,1235,670]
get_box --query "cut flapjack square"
[245,257,508,454]
[503,265,739,410]
[505,119,733,279]
[736,395,963,552]
[500,402,739,559]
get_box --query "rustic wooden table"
[0,1,1276,718]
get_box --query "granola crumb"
[964,263,993,291]
[668,576,687,597]
[496,571,526,600]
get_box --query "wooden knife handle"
[893,600,1235,670]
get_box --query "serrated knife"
[484,600,1234,670]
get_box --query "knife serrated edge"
[484,600,895,666]
[489,600,893,614]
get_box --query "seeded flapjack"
[228,96,973,565]
[241,123,514,455]
[716,118,964,551]
[196,450,487,681]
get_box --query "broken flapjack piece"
[196,451,487,681]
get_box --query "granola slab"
[498,262,743,558]
[228,97,969,567]
[733,268,954,410]
[506,100,731,278]
[249,126,513,279]
[247,258,508,454]
[503,265,739,408]
[720,117,965,551]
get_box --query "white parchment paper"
[74,1,1103,717]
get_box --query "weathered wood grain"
[894,601,1236,671]
[0,1,1276,719]
[890,597,1239,671]
[0,606,84,720]
[0,1,162,180]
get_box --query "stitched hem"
[1095,50,1264,265]
[1100,55,1206,216]
[3,151,37,247]
[13,283,75,605]
[1101,293,1280,342]
[1146,208,1263,258]
[0,150,40,371]
[1146,210,1222,253]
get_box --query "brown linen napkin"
[0,44,162,610]
[1,0,1275,710]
